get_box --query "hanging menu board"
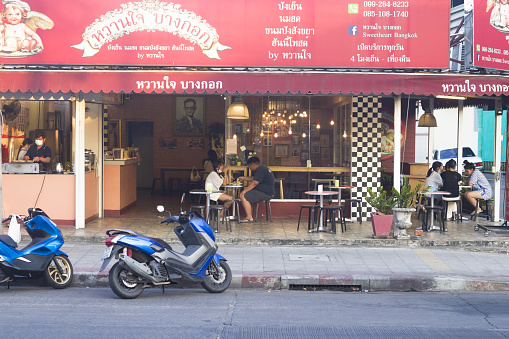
[0,0,449,68]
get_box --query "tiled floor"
[58,189,509,246]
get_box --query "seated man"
[238,156,275,223]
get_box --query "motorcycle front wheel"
[44,255,73,289]
[201,260,231,293]
[109,262,143,299]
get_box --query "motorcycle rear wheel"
[109,262,143,299]
[44,255,73,289]
[201,260,231,293]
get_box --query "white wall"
[415,105,478,163]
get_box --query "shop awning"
[0,69,508,97]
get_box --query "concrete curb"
[70,271,509,292]
[52,235,509,251]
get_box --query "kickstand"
[162,285,165,294]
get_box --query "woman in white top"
[17,138,32,161]
[205,160,233,213]
[424,161,443,198]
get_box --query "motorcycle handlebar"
[159,215,180,224]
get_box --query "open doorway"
[127,121,153,189]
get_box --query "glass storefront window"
[226,95,352,199]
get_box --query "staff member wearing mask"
[24,131,51,171]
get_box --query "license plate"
[102,246,113,260]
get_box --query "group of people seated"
[203,154,275,223]
[424,159,492,221]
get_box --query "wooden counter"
[104,160,137,214]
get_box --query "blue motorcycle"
[0,208,73,289]
[100,198,232,299]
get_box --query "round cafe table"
[304,190,338,233]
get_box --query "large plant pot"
[392,207,415,239]
[370,213,393,237]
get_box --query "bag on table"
[190,166,201,182]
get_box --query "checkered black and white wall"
[351,96,381,221]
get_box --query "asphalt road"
[1,287,509,338]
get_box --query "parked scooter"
[0,208,73,289]
[100,194,232,299]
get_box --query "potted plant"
[365,186,397,238]
[391,176,423,239]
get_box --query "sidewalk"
[65,242,509,292]
[11,214,509,292]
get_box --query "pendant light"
[227,96,249,119]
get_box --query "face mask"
[35,140,43,146]
[217,169,222,174]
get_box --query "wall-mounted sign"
[0,0,449,68]
[380,110,405,161]
[474,1,509,71]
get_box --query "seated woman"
[202,150,218,182]
[204,159,233,216]
[440,159,462,220]
[464,161,492,215]
[424,161,443,194]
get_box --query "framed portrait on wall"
[175,96,205,136]
[108,119,121,150]
[275,144,289,157]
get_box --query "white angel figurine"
[0,0,53,51]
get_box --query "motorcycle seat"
[151,238,172,251]
[0,235,17,248]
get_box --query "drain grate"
[289,284,361,292]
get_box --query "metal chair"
[209,205,231,233]
[254,199,273,222]
[297,204,319,231]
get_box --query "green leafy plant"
[365,186,397,215]
[392,176,423,208]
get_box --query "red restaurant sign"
[474,1,509,71]
[0,70,508,96]
[0,0,449,68]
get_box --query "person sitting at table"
[424,161,443,196]
[440,159,462,221]
[464,161,492,215]
[204,159,233,216]
[238,156,275,223]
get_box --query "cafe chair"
[297,204,319,231]
[442,196,462,222]
[319,204,344,234]
[189,204,206,217]
[471,197,493,222]
[254,198,273,222]
[225,198,241,223]
[209,205,231,233]
[341,199,363,226]
[151,177,162,195]
[166,177,183,195]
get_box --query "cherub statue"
[0,0,53,52]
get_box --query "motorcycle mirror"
[156,205,165,213]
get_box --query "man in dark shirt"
[24,130,51,171]
[238,156,275,223]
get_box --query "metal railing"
[482,161,506,173]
